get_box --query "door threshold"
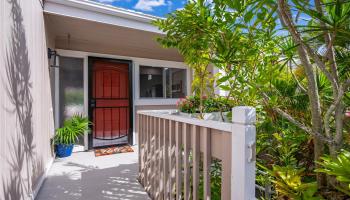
[92,142,130,150]
[92,136,128,148]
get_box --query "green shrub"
[203,96,234,113]
[55,114,90,145]
[316,150,350,195]
[177,95,234,114]
[270,166,322,200]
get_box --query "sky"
[93,0,187,17]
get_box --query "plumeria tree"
[154,1,216,117]
[155,0,350,196]
[273,0,350,187]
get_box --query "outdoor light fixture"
[48,48,60,68]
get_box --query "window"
[59,57,84,126]
[139,66,186,98]
[165,68,187,98]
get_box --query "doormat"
[94,145,134,157]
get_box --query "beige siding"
[0,0,55,199]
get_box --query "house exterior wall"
[54,49,188,147]
[0,0,55,199]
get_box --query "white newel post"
[231,106,256,200]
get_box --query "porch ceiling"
[44,14,183,62]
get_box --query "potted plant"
[54,114,90,158]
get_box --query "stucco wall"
[0,0,55,199]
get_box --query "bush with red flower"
[176,96,200,113]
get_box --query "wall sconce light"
[48,48,60,68]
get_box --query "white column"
[83,56,89,150]
[54,65,60,129]
[231,106,256,200]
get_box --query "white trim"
[83,57,89,150]
[44,0,162,33]
[134,60,190,105]
[135,98,179,106]
[56,49,189,147]
[54,67,59,128]
[56,49,187,68]
[31,157,54,200]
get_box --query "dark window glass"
[139,66,164,98]
[139,66,186,98]
[165,68,186,98]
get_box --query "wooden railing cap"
[137,109,232,132]
[232,106,256,125]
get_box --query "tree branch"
[277,0,324,142]
[324,79,350,140]
[290,60,307,93]
[314,0,339,85]
[278,0,339,93]
[261,92,333,145]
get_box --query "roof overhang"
[44,0,183,61]
[44,0,163,34]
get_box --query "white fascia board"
[44,0,163,34]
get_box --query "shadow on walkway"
[36,162,149,200]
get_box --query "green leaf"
[244,11,254,23]
[219,85,231,91]
[55,114,90,145]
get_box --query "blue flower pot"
[55,144,74,158]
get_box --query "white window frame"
[133,58,190,106]
[138,65,188,100]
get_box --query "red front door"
[91,60,130,145]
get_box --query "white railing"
[137,106,256,200]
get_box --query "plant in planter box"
[177,95,234,122]
[176,96,200,114]
[203,96,234,122]
[54,114,90,158]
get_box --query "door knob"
[90,99,96,108]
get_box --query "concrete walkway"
[36,146,150,200]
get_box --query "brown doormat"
[94,145,134,157]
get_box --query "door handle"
[90,99,96,108]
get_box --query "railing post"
[231,106,256,200]
[138,114,142,183]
